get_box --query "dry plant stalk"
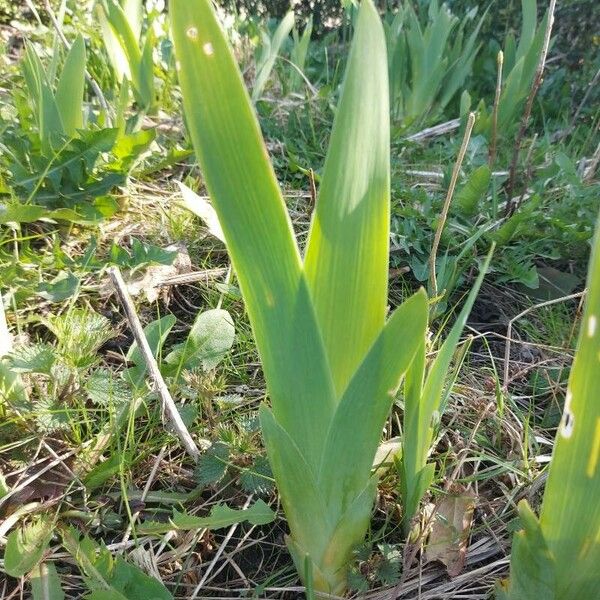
[108,266,201,462]
[429,112,476,298]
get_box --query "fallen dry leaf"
[176,181,226,243]
[372,437,401,475]
[127,244,192,303]
[425,489,476,577]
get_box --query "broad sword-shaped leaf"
[171,0,336,469]
[172,0,428,593]
[303,1,390,395]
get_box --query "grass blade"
[401,248,493,528]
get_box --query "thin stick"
[505,0,557,213]
[406,118,461,143]
[189,495,254,599]
[502,290,585,392]
[43,0,113,123]
[160,268,229,287]
[429,112,476,299]
[488,50,504,169]
[108,267,201,462]
[571,65,600,128]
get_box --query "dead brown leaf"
[425,489,476,577]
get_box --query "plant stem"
[429,112,476,299]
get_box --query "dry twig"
[502,290,585,392]
[429,112,476,298]
[108,267,201,461]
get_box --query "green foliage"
[0,34,155,223]
[164,309,235,375]
[398,249,491,529]
[4,516,54,577]
[55,36,87,137]
[2,124,122,221]
[108,238,177,271]
[9,343,56,374]
[194,428,274,495]
[170,0,478,592]
[476,0,549,139]
[2,308,124,435]
[139,498,275,534]
[252,11,295,101]
[195,441,230,486]
[21,38,86,153]
[61,528,172,599]
[31,562,65,600]
[455,164,491,216]
[98,0,156,111]
[0,0,598,597]
[385,0,485,129]
[125,314,177,389]
[348,543,402,591]
[85,368,131,408]
[126,309,235,390]
[289,15,313,92]
[391,135,599,294]
[42,308,114,369]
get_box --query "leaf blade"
[31,562,65,600]
[303,0,390,395]
[171,0,336,466]
[55,35,86,136]
[318,289,428,512]
[4,517,54,578]
[537,216,600,597]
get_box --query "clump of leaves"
[0,37,155,225]
[64,527,172,599]
[3,308,125,435]
[125,308,235,391]
[348,543,402,592]
[385,0,486,130]
[195,416,274,496]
